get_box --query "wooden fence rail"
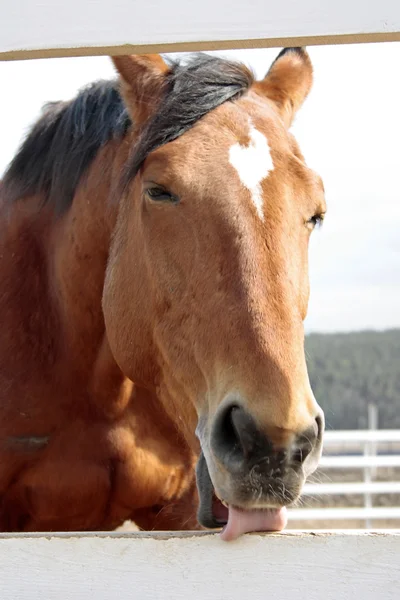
[0,531,399,599]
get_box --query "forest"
[305,329,400,430]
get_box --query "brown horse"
[0,48,326,540]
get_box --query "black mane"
[3,54,253,214]
[3,80,130,214]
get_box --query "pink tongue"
[220,506,287,542]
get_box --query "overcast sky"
[0,42,399,334]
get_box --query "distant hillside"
[305,329,400,430]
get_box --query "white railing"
[303,482,400,494]
[288,429,400,528]
[318,455,400,468]
[318,430,400,442]
[1,531,399,599]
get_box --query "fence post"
[364,404,378,527]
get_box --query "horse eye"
[145,186,179,203]
[307,213,324,230]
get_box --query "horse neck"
[0,140,129,420]
[51,141,129,377]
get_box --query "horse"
[0,47,326,540]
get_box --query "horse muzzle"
[195,402,324,540]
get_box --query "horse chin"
[195,452,288,541]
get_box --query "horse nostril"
[292,444,312,464]
[230,405,259,459]
[315,413,324,440]
[212,404,324,471]
[292,415,322,465]
[212,404,266,467]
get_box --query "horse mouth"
[196,452,288,541]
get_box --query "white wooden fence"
[1,0,400,60]
[0,531,399,600]
[289,430,400,527]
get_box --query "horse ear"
[254,47,313,128]
[112,54,170,125]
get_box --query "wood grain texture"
[0,531,399,599]
[1,0,400,60]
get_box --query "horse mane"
[3,80,130,214]
[3,54,254,215]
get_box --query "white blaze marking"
[229,120,274,220]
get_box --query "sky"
[0,42,399,333]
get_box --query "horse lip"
[195,451,226,528]
[195,451,298,528]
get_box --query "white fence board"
[289,508,400,521]
[303,481,400,495]
[1,0,400,60]
[323,430,400,443]
[319,455,400,468]
[0,531,399,599]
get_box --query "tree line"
[305,329,400,430]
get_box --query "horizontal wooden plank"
[303,481,400,495]
[323,430,400,443]
[319,455,400,468]
[289,507,400,520]
[0,531,399,599]
[1,0,400,60]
